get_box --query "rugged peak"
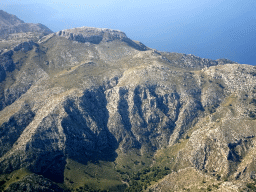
[57,27,126,36]
[54,27,148,50]
[55,27,129,44]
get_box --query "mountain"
[0,10,24,26]
[0,10,256,192]
[0,10,53,49]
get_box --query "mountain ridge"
[0,10,25,26]
[0,10,255,192]
[0,10,53,41]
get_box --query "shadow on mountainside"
[0,104,35,158]
[62,87,118,165]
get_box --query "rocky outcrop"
[55,27,148,50]
[56,27,127,44]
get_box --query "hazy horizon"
[1,0,255,65]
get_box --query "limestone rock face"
[56,27,127,43]
[55,27,148,50]
[0,10,256,192]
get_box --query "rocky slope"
[0,10,256,192]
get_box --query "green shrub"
[0,180,6,191]
[246,183,256,190]
[124,166,171,191]
[249,111,256,118]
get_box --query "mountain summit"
[0,10,256,192]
